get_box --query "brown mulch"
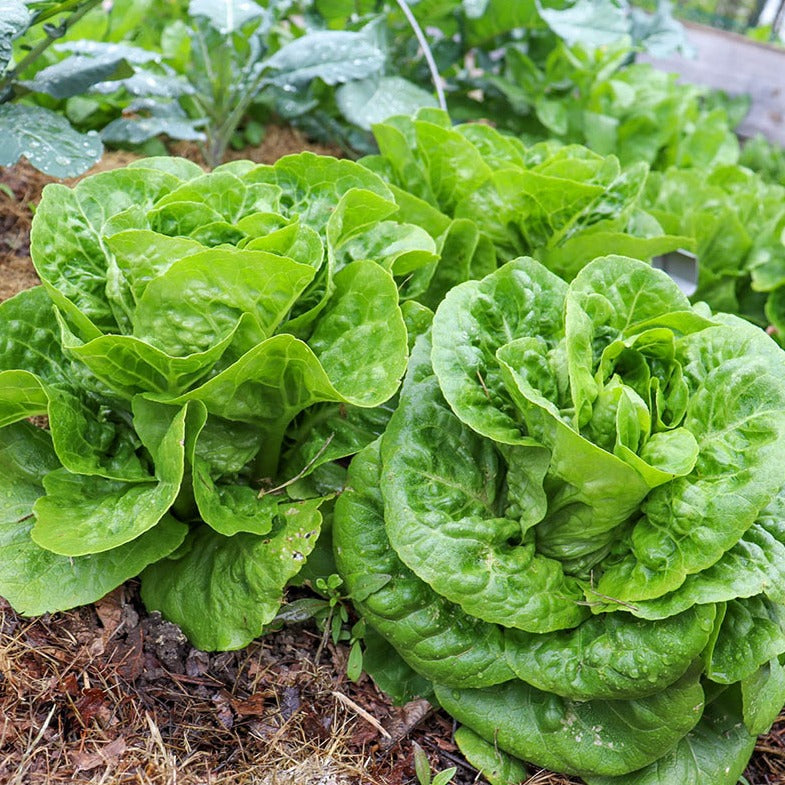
[170,124,345,166]
[0,162,44,301]
[2,127,785,785]
[0,586,465,785]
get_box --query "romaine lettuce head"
[643,164,785,341]
[334,255,785,782]
[362,108,691,285]
[0,153,424,650]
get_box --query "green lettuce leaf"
[382,335,588,633]
[0,421,187,614]
[141,498,324,650]
[31,399,187,556]
[435,670,704,777]
[334,439,515,687]
[584,689,756,785]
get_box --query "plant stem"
[33,0,96,25]
[253,426,286,486]
[392,0,447,112]
[205,66,270,168]
[0,0,102,98]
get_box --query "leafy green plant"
[0,151,450,651]
[334,255,785,783]
[308,0,732,176]
[740,134,785,186]
[0,0,109,175]
[364,108,785,350]
[642,164,785,339]
[275,0,692,153]
[412,742,456,785]
[62,0,438,166]
[0,0,208,174]
[0,0,432,168]
[274,573,371,680]
[142,0,433,166]
[168,0,387,166]
[458,33,738,170]
[309,574,367,680]
[363,109,689,285]
[407,0,689,127]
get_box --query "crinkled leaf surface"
[249,153,393,230]
[0,422,186,615]
[105,230,204,302]
[584,690,755,785]
[382,336,587,633]
[432,257,568,445]
[57,314,239,398]
[31,400,187,556]
[309,260,407,405]
[0,288,148,480]
[505,605,715,701]
[706,596,785,685]
[435,671,703,777]
[132,249,315,356]
[628,509,785,620]
[598,317,785,602]
[334,440,515,687]
[31,169,179,331]
[0,287,70,386]
[141,498,323,650]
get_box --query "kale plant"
[0,0,205,174]
[0,0,110,175]
[335,255,785,783]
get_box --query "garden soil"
[1,128,784,785]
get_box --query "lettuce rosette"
[334,255,785,783]
[362,108,690,286]
[0,153,437,650]
[643,164,785,339]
